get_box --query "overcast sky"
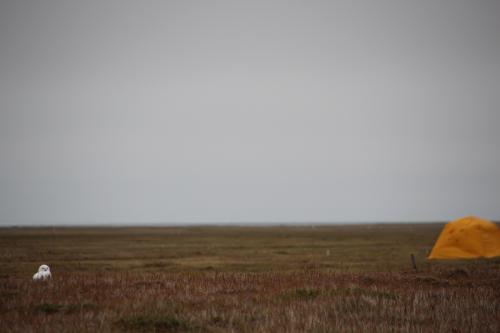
[1,0,499,225]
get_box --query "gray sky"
[1,0,500,225]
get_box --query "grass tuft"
[35,303,63,314]
[116,315,190,332]
[294,287,321,299]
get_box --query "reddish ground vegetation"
[1,268,499,332]
[1,225,499,332]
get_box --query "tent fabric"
[428,216,500,259]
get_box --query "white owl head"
[38,265,50,272]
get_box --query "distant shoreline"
[0,220,453,228]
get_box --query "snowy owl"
[33,264,51,281]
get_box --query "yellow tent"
[428,216,500,259]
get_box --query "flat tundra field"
[1,224,499,332]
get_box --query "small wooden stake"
[410,253,417,272]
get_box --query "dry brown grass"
[2,269,500,332]
[1,224,499,332]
